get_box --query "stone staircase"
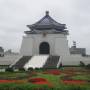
[24,55,49,70]
[12,56,32,69]
[43,55,60,68]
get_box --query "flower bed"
[28,78,47,83]
[43,70,61,75]
[62,80,86,85]
[0,80,25,84]
[28,78,52,87]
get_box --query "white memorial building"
[20,11,69,56]
[0,11,90,70]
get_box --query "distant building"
[4,49,19,55]
[0,47,4,57]
[70,41,86,56]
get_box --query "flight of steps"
[43,56,60,68]
[12,56,32,69]
[24,55,49,70]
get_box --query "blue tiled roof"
[27,11,66,31]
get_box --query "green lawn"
[72,74,90,80]
[0,72,28,79]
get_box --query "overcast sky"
[0,0,90,54]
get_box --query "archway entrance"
[39,42,50,54]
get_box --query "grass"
[33,73,62,87]
[0,83,50,90]
[0,82,90,90]
[72,74,90,80]
[0,72,28,79]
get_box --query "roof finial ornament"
[46,11,49,16]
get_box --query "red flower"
[28,78,47,82]
[28,78,53,87]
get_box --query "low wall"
[62,54,90,65]
[0,54,22,66]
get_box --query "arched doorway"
[39,42,50,54]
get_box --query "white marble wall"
[20,33,70,56]
[20,32,90,66]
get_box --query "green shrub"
[35,68,40,70]
[28,67,33,71]
[79,61,85,67]
[19,68,25,71]
[5,68,14,72]
[86,64,90,69]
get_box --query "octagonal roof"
[25,11,68,34]
[27,11,66,30]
